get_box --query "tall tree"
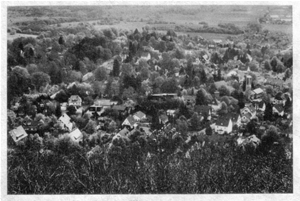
[112,58,120,77]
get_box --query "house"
[112,105,127,115]
[167,109,176,117]
[182,95,196,105]
[273,104,284,116]
[240,104,256,118]
[68,128,83,142]
[194,105,212,120]
[9,126,28,142]
[68,95,82,108]
[59,113,73,131]
[225,113,241,127]
[250,88,264,100]
[214,116,232,135]
[271,97,285,106]
[22,118,40,133]
[118,127,130,136]
[240,112,252,125]
[255,101,266,113]
[159,114,169,125]
[133,111,147,122]
[122,115,138,129]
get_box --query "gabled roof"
[123,115,136,126]
[215,116,231,127]
[69,95,82,104]
[242,112,252,120]
[94,99,113,107]
[273,104,284,113]
[134,111,146,119]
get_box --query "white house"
[59,113,73,131]
[240,105,256,119]
[122,115,138,129]
[68,95,82,108]
[215,117,232,135]
[9,126,28,143]
[68,128,83,142]
[133,111,147,122]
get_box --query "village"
[6,5,293,194]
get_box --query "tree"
[264,60,271,71]
[195,88,207,105]
[262,125,280,147]
[218,101,228,116]
[160,78,178,93]
[121,63,134,77]
[271,57,278,71]
[190,112,201,131]
[58,35,65,45]
[140,67,150,80]
[26,64,38,75]
[193,76,200,87]
[249,61,259,72]
[219,85,230,97]
[246,22,262,33]
[112,58,120,77]
[122,87,137,100]
[31,72,51,92]
[94,66,107,81]
[206,125,212,135]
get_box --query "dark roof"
[274,104,284,113]
[194,105,211,115]
[225,113,240,122]
[242,112,252,120]
[258,101,265,108]
[215,116,231,127]
[112,105,126,111]
[134,111,146,119]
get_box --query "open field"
[8,5,292,38]
[7,33,38,41]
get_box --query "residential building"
[68,128,83,142]
[214,116,232,134]
[9,126,28,142]
[133,111,147,122]
[273,104,284,116]
[122,115,138,129]
[68,95,82,108]
[59,113,73,131]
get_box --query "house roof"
[94,99,113,107]
[119,127,130,136]
[134,111,146,119]
[225,113,240,122]
[242,112,252,120]
[274,104,284,113]
[68,128,83,142]
[112,105,126,111]
[123,115,136,126]
[253,88,264,94]
[9,126,28,142]
[265,78,284,86]
[215,116,231,127]
[69,95,82,103]
[194,105,211,115]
